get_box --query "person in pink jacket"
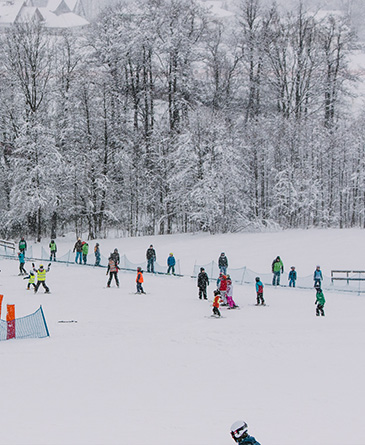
[226,276,238,309]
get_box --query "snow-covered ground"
[0,228,364,445]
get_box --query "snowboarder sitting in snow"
[315,287,325,316]
[136,267,145,294]
[288,266,297,287]
[106,256,120,288]
[23,270,36,290]
[226,275,238,308]
[255,277,265,305]
[197,267,209,300]
[33,263,51,294]
[313,265,323,288]
[230,420,261,445]
[212,289,221,317]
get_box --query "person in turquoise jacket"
[288,266,297,287]
[272,256,284,286]
[315,287,325,316]
[230,420,261,445]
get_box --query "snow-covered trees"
[0,0,364,240]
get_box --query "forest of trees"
[0,0,365,241]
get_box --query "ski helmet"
[255,277,260,282]
[230,420,248,442]
[200,267,205,272]
[137,267,142,272]
[214,289,221,296]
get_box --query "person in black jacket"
[197,267,209,300]
[146,244,156,273]
[218,252,228,275]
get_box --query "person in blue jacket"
[255,277,265,305]
[313,265,323,288]
[230,420,261,445]
[167,253,176,275]
[18,251,27,275]
[288,266,297,287]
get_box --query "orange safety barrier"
[0,295,3,319]
[7,304,15,339]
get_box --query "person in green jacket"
[82,242,89,265]
[272,256,284,286]
[49,239,57,261]
[315,287,325,316]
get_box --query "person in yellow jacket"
[136,267,146,294]
[23,270,36,290]
[33,263,51,294]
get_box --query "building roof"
[0,0,88,28]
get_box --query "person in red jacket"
[212,290,221,317]
[219,274,228,306]
[136,267,146,294]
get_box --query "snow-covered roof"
[0,0,88,28]
[198,0,235,19]
[0,1,25,26]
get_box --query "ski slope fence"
[192,261,365,293]
[0,306,50,341]
[0,243,363,293]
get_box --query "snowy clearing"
[0,229,364,445]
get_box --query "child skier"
[313,265,323,288]
[18,251,27,275]
[136,267,145,294]
[106,256,120,288]
[212,290,221,317]
[82,242,89,265]
[23,271,36,290]
[288,266,297,287]
[315,287,325,316]
[255,277,265,305]
[226,275,238,308]
[230,420,261,445]
[33,263,51,294]
[197,267,209,300]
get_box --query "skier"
[226,275,238,308]
[49,239,57,261]
[136,267,145,294]
[230,420,261,445]
[255,277,265,305]
[33,263,51,294]
[167,253,176,275]
[212,289,221,317]
[94,243,101,266]
[218,252,228,275]
[272,256,284,286]
[106,256,119,288]
[146,244,156,273]
[315,287,325,316]
[18,251,27,275]
[313,265,323,288]
[219,274,228,305]
[24,271,36,290]
[82,242,89,265]
[111,248,120,266]
[73,238,83,264]
[288,266,297,287]
[19,237,27,254]
[197,267,209,300]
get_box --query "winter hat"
[200,268,205,272]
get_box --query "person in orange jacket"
[136,267,146,294]
[212,289,221,317]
